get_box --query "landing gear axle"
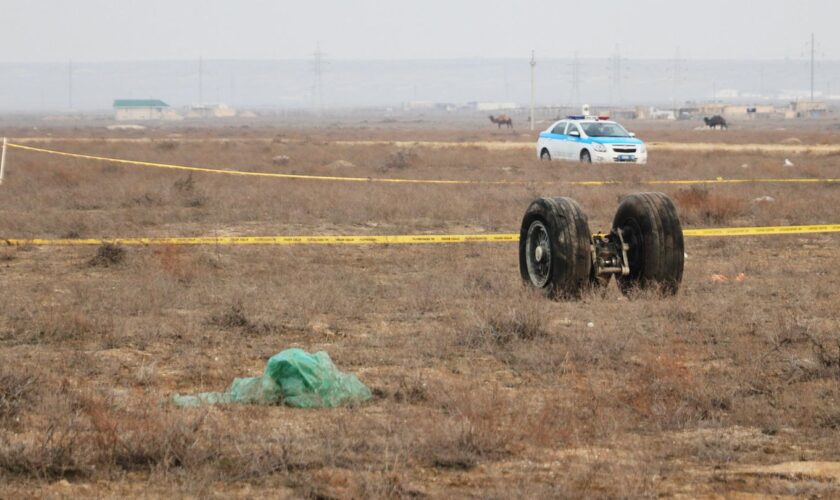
[519,192,684,299]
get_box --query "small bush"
[173,173,195,193]
[208,302,275,334]
[88,243,126,267]
[0,369,37,422]
[672,186,745,224]
[155,140,179,151]
[382,149,418,170]
[462,307,547,348]
[209,302,251,329]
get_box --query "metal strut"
[591,228,630,277]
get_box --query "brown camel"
[489,114,513,129]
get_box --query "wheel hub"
[525,220,551,287]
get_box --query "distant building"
[402,101,458,112]
[609,108,638,120]
[696,104,781,120]
[467,101,517,112]
[113,99,181,121]
[636,107,676,120]
[788,101,830,119]
[187,103,237,118]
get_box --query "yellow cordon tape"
[7,142,840,187]
[683,224,840,237]
[4,224,840,247]
[5,143,520,186]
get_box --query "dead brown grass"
[672,185,746,224]
[0,124,839,497]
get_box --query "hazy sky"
[1,0,836,62]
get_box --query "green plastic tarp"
[172,348,372,408]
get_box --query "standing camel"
[489,115,513,129]
[704,115,728,130]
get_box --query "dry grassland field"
[1,120,840,497]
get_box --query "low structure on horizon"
[113,99,181,121]
[466,101,517,112]
[187,103,237,118]
[787,100,829,119]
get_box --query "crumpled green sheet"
[172,348,372,408]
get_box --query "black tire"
[612,192,684,295]
[580,150,592,163]
[540,149,551,161]
[519,197,593,299]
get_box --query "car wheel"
[519,197,593,299]
[540,149,551,161]
[580,150,592,163]
[613,192,684,296]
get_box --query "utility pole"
[198,56,204,105]
[68,60,73,110]
[671,47,682,116]
[810,32,815,102]
[312,43,325,113]
[609,45,623,106]
[570,51,581,107]
[529,50,536,131]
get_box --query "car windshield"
[581,122,631,137]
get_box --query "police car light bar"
[567,115,611,121]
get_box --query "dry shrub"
[172,173,207,207]
[80,395,220,472]
[381,149,418,170]
[88,243,126,267]
[0,368,37,423]
[419,386,581,471]
[0,395,91,480]
[419,389,517,470]
[804,329,840,379]
[392,373,430,404]
[461,302,547,348]
[208,302,276,334]
[209,302,251,329]
[220,434,315,481]
[127,192,163,207]
[0,392,221,480]
[155,140,179,151]
[11,307,112,345]
[0,423,90,480]
[0,248,15,262]
[672,186,745,224]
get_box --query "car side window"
[566,123,580,136]
[551,121,567,135]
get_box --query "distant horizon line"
[0,56,835,65]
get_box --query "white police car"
[536,116,647,164]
